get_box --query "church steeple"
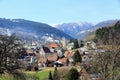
[39,47,45,58]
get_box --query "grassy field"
[27,67,54,80]
[0,66,81,80]
[0,67,54,80]
[0,77,14,80]
[36,69,54,80]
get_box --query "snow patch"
[78,30,86,34]
[11,19,20,22]
[77,22,83,26]
[50,24,58,27]
[73,26,76,29]
[7,29,11,36]
[92,22,98,26]
[87,29,93,32]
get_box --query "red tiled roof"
[49,43,59,48]
[38,57,46,63]
[64,50,75,58]
[47,54,58,61]
[26,49,34,54]
[58,57,68,63]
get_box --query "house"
[43,46,51,57]
[46,54,58,67]
[66,42,74,50]
[36,46,51,58]
[64,50,75,65]
[49,42,59,49]
[57,57,69,66]
[47,53,58,61]
[17,48,29,59]
[85,41,97,50]
[49,42,60,53]
[64,50,75,58]
[50,48,55,53]
[38,47,46,57]
[24,56,36,63]
[36,46,51,67]
[37,57,46,67]
[56,49,64,58]
[60,37,67,49]
[79,47,88,52]
[26,49,34,54]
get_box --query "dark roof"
[43,47,50,53]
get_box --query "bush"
[73,50,82,65]
[65,68,79,80]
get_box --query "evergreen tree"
[94,21,120,45]
[53,67,59,80]
[48,71,53,80]
[73,50,82,65]
[70,39,79,49]
[65,68,79,80]
[80,40,84,47]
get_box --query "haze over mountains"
[0,18,72,41]
[53,20,118,39]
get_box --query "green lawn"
[26,67,54,80]
[0,67,82,80]
[0,67,54,80]
[35,70,54,80]
[36,66,81,80]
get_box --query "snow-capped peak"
[77,22,84,26]
[11,19,20,22]
[50,24,58,27]
[53,20,119,39]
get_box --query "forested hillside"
[0,18,72,40]
[94,21,120,45]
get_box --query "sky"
[0,0,120,24]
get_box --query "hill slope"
[94,20,120,45]
[0,18,72,40]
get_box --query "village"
[15,37,101,80]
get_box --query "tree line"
[94,21,120,45]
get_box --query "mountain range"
[0,18,72,41]
[52,20,118,39]
[0,18,119,41]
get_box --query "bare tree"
[0,35,26,80]
[90,46,120,80]
[109,47,120,80]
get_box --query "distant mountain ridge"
[0,18,72,41]
[53,20,119,39]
